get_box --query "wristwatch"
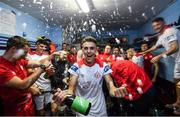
[40,64,46,70]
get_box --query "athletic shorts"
[33,92,53,110]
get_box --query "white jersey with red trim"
[155,27,180,62]
[27,52,51,90]
[68,59,112,116]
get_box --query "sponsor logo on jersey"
[94,71,101,78]
[104,65,110,72]
[70,65,78,72]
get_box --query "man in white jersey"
[140,17,180,115]
[53,36,127,116]
[27,39,58,115]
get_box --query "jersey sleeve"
[68,63,79,76]
[0,66,16,85]
[165,28,179,43]
[103,63,112,75]
[155,38,162,47]
[20,59,29,66]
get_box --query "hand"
[29,85,41,95]
[151,55,161,63]
[53,88,68,105]
[110,86,128,98]
[138,52,145,55]
[151,78,156,83]
[41,59,51,68]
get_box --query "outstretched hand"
[52,88,68,105]
[110,86,128,98]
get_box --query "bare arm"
[104,74,127,97]
[5,67,44,90]
[151,40,179,63]
[152,63,159,83]
[141,45,158,55]
[68,74,78,95]
[104,74,116,91]
[4,59,51,90]
[159,40,179,57]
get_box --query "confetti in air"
[128,6,132,13]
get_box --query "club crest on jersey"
[104,65,110,72]
[94,71,101,78]
[70,65,78,72]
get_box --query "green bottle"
[65,95,91,115]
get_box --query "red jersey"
[0,57,35,116]
[67,53,77,64]
[111,60,152,101]
[143,53,153,78]
[97,53,113,63]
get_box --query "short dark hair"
[6,36,29,50]
[140,40,148,45]
[62,43,67,46]
[152,17,165,23]
[36,39,49,46]
[81,36,97,47]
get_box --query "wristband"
[162,54,167,58]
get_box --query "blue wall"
[0,2,63,45]
[137,0,180,37]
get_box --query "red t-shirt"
[97,53,113,63]
[111,60,152,101]
[0,56,35,116]
[143,53,153,78]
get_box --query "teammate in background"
[126,48,144,68]
[27,39,58,115]
[0,36,51,115]
[140,17,180,115]
[67,46,77,65]
[111,60,154,115]
[112,46,124,61]
[53,36,127,116]
[97,44,113,64]
[140,41,159,83]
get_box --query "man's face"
[104,45,111,54]
[82,42,97,64]
[62,44,67,50]
[70,47,77,54]
[113,48,119,56]
[152,21,165,33]
[141,44,148,52]
[13,45,29,60]
[36,43,47,54]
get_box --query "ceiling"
[0,0,175,31]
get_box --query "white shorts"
[33,92,53,110]
[174,62,180,79]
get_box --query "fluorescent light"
[76,0,90,13]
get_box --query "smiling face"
[113,47,120,56]
[36,43,47,54]
[82,41,97,65]
[141,43,148,52]
[152,21,165,33]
